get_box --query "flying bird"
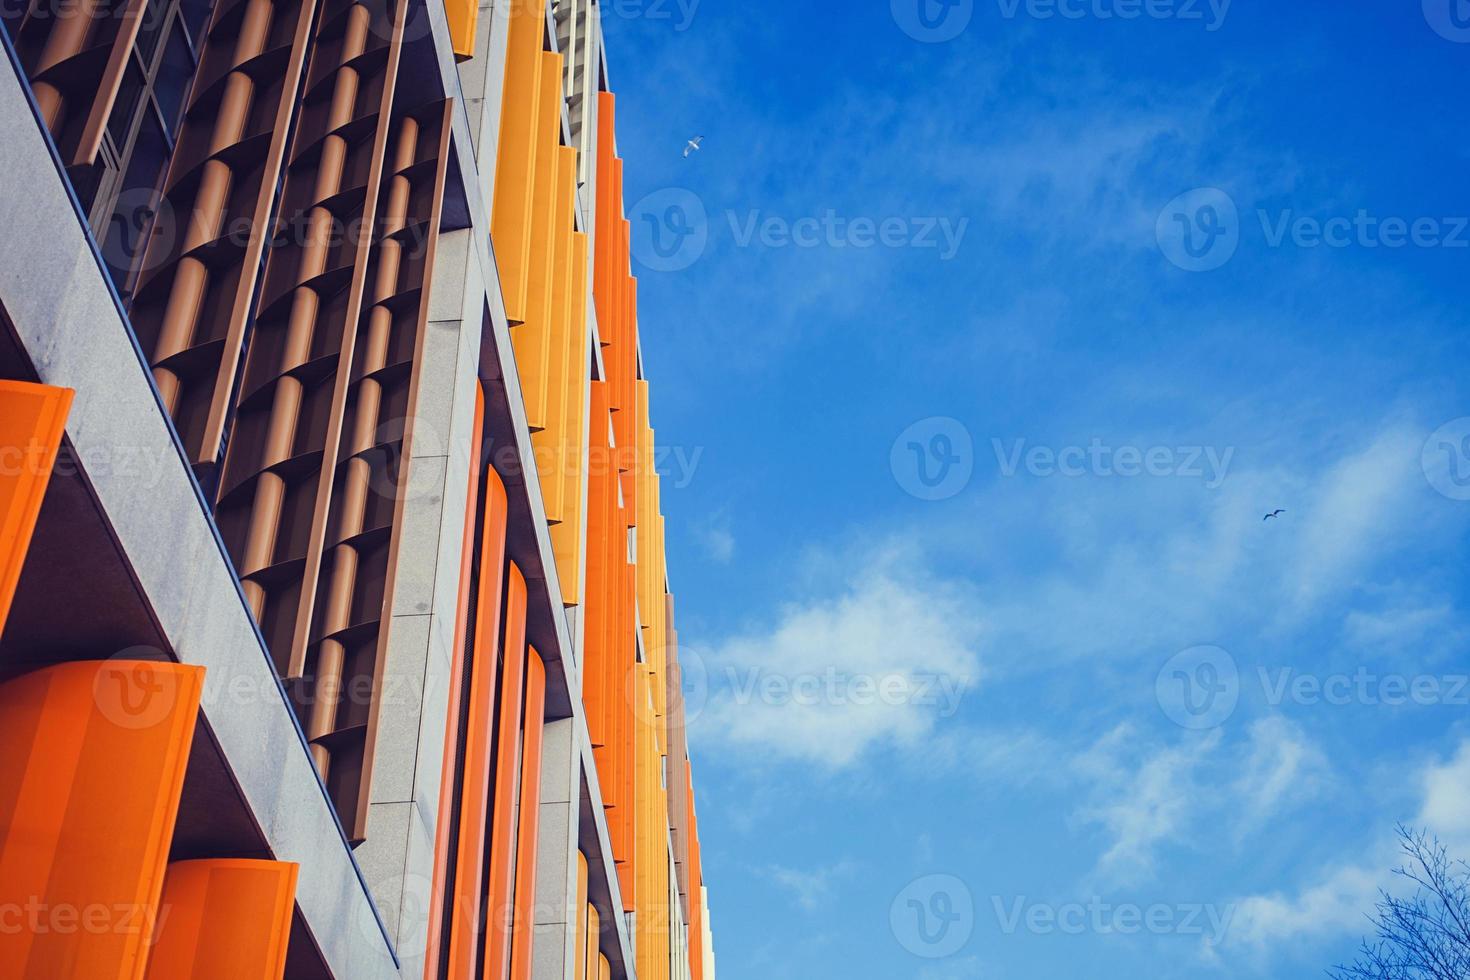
[1263,509,1286,521]
[683,136,704,158]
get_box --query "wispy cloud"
[1073,717,1327,887]
[761,860,858,912]
[1225,738,1470,952]
[694,551,982,769]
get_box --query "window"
[87,0,210,298]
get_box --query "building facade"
[0,0,715,977]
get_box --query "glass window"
[179,0,213,46]
[101,111,169,296]
[135,0,170,64]
[107,60,146,148]
[155,23,193,136]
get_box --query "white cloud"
[1224,738,1470,952]
[761,861,856,913]
[694,518,736,564]
[1418,740,1470,852]
[1073,718,1326,886]
[694,557,982,769]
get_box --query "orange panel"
[0,660,204,980]
[423,383,486,979]
[483,563,529,980]
[0,381,73,637]
[447,424,511,980]
[591,93,618,339]
[142,860,297,980]
[598,954,610,980]
[491,0,546,325]
[507,647,546,980]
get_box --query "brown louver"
[128,0,319,473]
[209,0,404,686]
[7,0,144,168]
[305,98,455,843]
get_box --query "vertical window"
[91,0,208,299]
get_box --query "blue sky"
[602,2,1470,977]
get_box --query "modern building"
[0,0,715,977]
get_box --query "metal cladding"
[0,0,715,977]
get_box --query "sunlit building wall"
[0,0,714,976]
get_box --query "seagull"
[683,136,704,158]
[1263,509,1286,521]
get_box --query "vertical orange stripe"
[483,564,529,980]
[435,387,499,980]
[507,647,546,980]
[0,381,73,637]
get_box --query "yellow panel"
[547,230,591,608]
[512,51,566,432]
[534,144,580,525]
[445,0,478,60]
[574,854,589,980]
[490,0,545,325]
